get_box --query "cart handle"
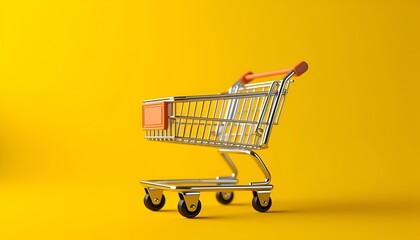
[241,61,308,84]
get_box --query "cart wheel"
[177,199,202,218]
[144,193,166,211]
[216,192,234,205]
[251,195,272,212]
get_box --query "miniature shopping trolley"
[140,61,308,218]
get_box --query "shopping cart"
[140,61,308,218]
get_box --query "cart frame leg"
[145,188,164,205]
[217,151,238,180]
[254,190,271,207]
[219,148,271,185]
[179,192,201,212]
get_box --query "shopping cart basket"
[140,61,308,218]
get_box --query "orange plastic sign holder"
[142,102,169,130]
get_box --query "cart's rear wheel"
[144,193,166,211]
[216,192,234,205]
[177,199,202,218]
[251,194,272,212]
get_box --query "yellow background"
[1,0,419,239]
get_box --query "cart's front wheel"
[177,199,202,218]
[251,194,272,212]
[216,192,234,205]
[144,193,166,211]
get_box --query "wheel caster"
[177,199,202,218]
[144,193,166,211]
[216,192,234,205]
[251,191,272,212]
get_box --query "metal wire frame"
[144,76,293,150]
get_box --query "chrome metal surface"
[221,192,232,200]
[144,76,294,150]
[141,70,299,215]
[219,148,271,185]
[141,178,238,187]
[140,149,273,192]
[219,151,238,179]
[145,188,163,205]
[260,71,295,146]
[255,190,271,207]
[180,192,200,212]
[142,180,273,192]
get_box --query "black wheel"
[177,199,202,218]
[251,194,272,212]
[216,192,234,205]
[143,194,166,211]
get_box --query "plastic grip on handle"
[241,72,254,84]
[240,61,308,84]
[241,69,291,84]
[292,61,308,76]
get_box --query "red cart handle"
[241,61,308,84]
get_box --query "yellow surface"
[1,0,420,239]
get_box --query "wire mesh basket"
[141,61,308,217]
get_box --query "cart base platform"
[140,149,274,218]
